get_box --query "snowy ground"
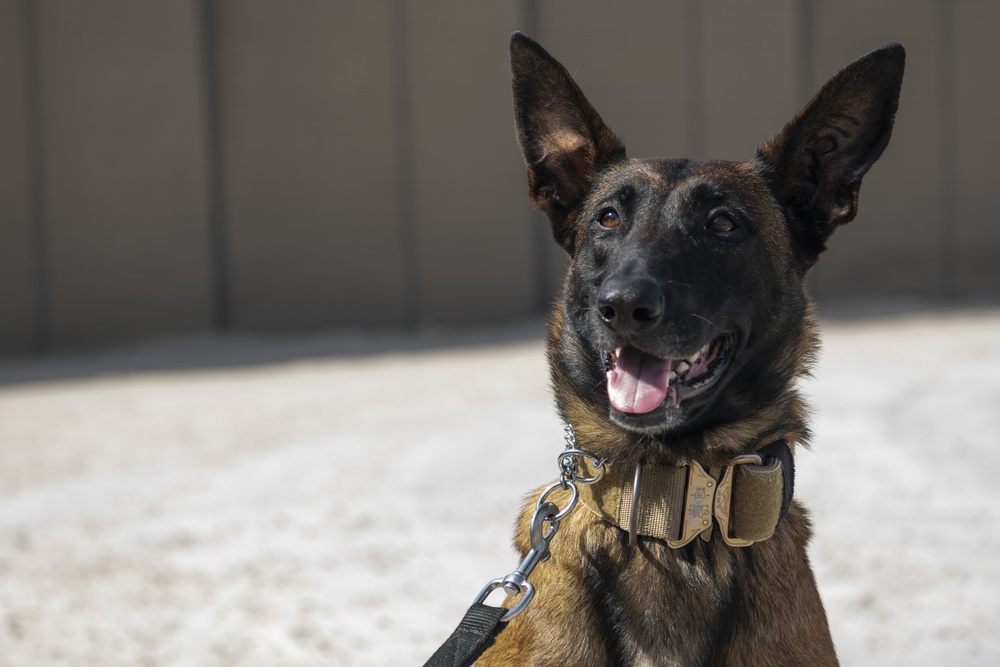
[0,307,998,666]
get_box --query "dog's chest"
[588,541,737,664]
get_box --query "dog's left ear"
[757,44,905,268]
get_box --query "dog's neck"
[574,439,795,548]
[561,385,810,469]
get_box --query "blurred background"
[2,1,999,666]
[2,0,998,357]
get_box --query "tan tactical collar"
[577,441,795,548]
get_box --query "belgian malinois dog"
[476,34,905,665]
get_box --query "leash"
[422,427,606,667]
[421,428,795,667]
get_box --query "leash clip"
[473,500,559,621]
[472,429,606,622]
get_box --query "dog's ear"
[510,32,626,253]
[757,43,905,268]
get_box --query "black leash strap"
[422,602,508,667]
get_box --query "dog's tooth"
[687,342,710,364]
[676,361,690,374]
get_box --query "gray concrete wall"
[215,0,409,332]
[806,0,948,301]
[2,0,997,355]
[0,0,36,354]
[954,1,1000,298]
[12,0,215,352]
[407,1,534,326]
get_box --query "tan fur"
[476,32,904,666]
[476,308,832,666]
[479,495,836,666]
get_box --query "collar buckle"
[662,454,765,548]
[666,459,718,548]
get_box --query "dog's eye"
[599,209,621,229]
[707,214,737,234]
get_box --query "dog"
[474,33,904,666]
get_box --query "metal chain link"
[472,425,605,621]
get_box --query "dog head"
[510,33,904,458]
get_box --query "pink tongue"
[607,346,672,414]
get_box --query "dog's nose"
[597,276,664,334]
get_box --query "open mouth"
[602,335,730,415]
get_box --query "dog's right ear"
[510,32,626,253]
